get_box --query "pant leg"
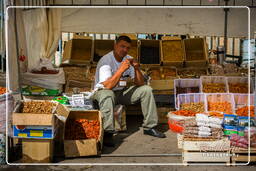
[117,85,158,129]
[92,89,116,132]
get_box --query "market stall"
[2,3,255,165]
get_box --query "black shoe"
[143,128,166,138]
[103,131,115,147]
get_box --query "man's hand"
[129,58,140,70]
[119,59,131,72]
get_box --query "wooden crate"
[139,40,161,66]
[62,36,93,65]
[182,151,231,166]
[183,38,208,67]
[150,79,176,91]
[231,147,256,164]
[93,39,115,63]
[160,36,185,67]
[177,134,183,149]
[182,137,231,165]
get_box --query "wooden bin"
[231,147,256,164]
[184,38,208,67]
[93,39,114,63]
[182,137,231,165]
[62,36,93,65]
[139,40,161,66]
[160,36,185,67]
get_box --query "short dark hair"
[116,35,132,44]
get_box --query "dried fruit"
[236,106,254,117]
[173,110,197,116]
[176,87,200,94]
[65,119,100,140]
[229,83,248,93]
[208,102,232,114]
[203,83,226,93]
[0,87,6,95]
[180,102,205,113]
[22,101,56,114]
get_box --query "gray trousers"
[92,85,158,131]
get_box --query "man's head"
[114,35,132,58]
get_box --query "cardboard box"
[62,36,93,64]
[63,110,103,158]
[22,139,53,163]
[93,39,115,63]
[12,101,69,139]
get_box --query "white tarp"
[61,7,255,38]
[22,8,61,71]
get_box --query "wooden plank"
[177,134,183,149]
[232,155,256,162]
[183,137,230,151]
[183,151,230,162]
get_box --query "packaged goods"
[223,114,238,126]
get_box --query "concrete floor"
[2,115,255,170]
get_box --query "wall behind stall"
[61,7,254,38]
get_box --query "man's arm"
[130,59,145,86]
[134,68,145,86]
[101,59,131,90]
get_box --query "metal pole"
[224,0,230,59]
[13,7,23,99]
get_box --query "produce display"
[208,111,224,118]
[180,102,205,113]
[182,114,223,139]
[172,110,197,117]
[149,69,161,80]
[228,83,248,93]
[177,69,207,78]
[0,87,6,95]
[22,101,56,114]
[163,68,177,79]
[202,83,226,93]
[236,106,254,117]
[65,119,100,140]
[209,65,224,75]
[176,87,200,94]
[223,63,239,74]
[245,127,256,147]
[230,134,248,149]
[208,101,232,114]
